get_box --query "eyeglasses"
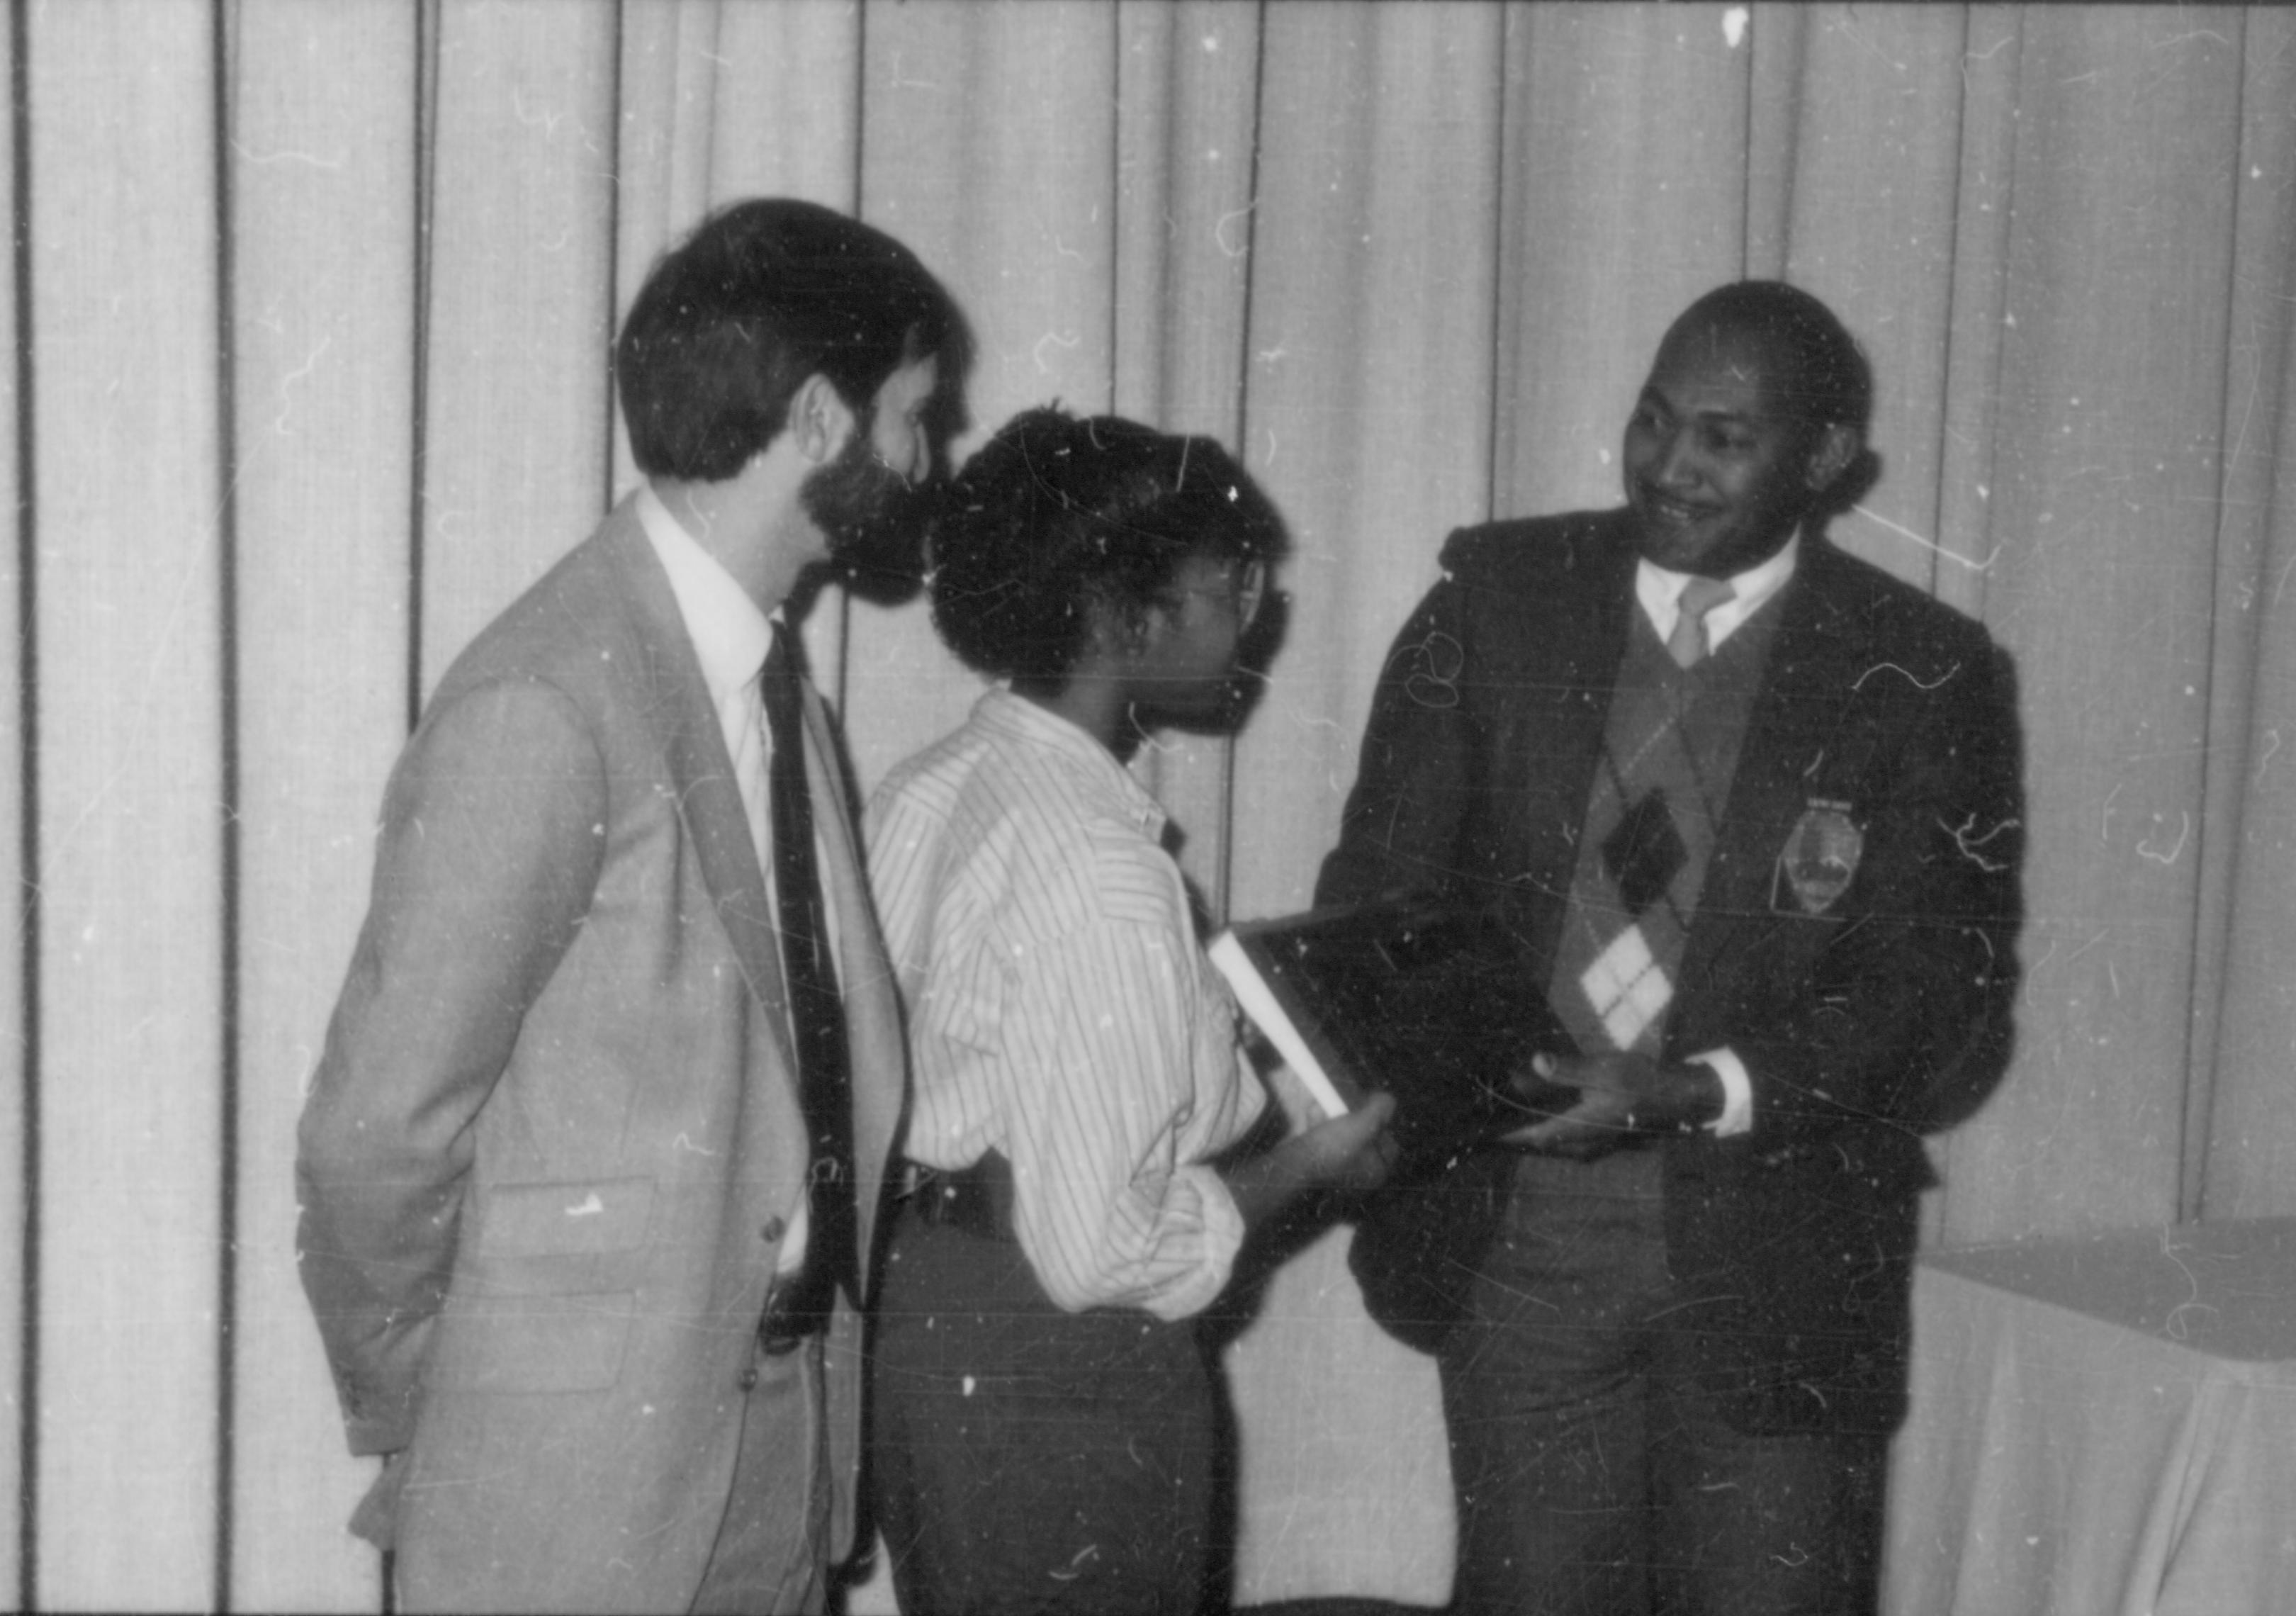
[1166,559,1268,624]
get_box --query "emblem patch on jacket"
[1773,798,1863,916]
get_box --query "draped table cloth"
[1883,1218,2296,1615]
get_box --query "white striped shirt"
[866,688,1264,1321]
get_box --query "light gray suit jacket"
[297,497,906,1612]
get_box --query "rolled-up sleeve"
[986,902,1252,1320]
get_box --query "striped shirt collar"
[971,686,1168,843]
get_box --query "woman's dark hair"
[930,408,1286,683]
[615,198,970,482]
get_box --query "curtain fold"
[2202,7,2296,1221]
[1221,13,1510,1600]
[419,1,618,686]
[1772,6,1973,596]
[1936,9,2250,1240]
[6,2,2294,1608]
[226,3,419,1607]
[0,4,21,1598]
[28,3,227,1606]
[1492,4,1753,522]
[1233,0,1505,931]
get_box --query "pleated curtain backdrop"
[1,2,2292,1610]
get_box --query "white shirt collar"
[636,483,774,706]
[1636,534,1800,655]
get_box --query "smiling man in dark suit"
[1319,281,2023,1615]
[296,199,966,1614]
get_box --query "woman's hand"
[1224,1091,1399,1227]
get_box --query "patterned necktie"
[1667,575,1735,668]
[760,624,858,1309]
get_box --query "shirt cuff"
[1688,1048,1753,1137]
[1136,1163,1244,1323]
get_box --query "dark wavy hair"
[615,198,970,482]
[930,408,1286,683]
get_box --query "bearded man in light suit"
[297,198,968,1614]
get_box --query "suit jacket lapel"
[1681,542,1867,999]
[1509,517,1637,963]
[600,510,794,1033]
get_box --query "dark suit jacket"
[296,500,907,1612]
[1319,509,2022,1435]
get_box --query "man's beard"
[800,430,936,604]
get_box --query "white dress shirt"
[636,484,812,1269]
[1625,536,1802,1138]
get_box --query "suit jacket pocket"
[474,1175,655,1257]
[425,1288,638,1394]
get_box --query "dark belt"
[903,1150,1018,1243]
[755,1269,831,1356]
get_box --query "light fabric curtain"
[3,2,2292,1609]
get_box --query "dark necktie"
[760,624,858,1312]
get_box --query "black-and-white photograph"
[4,4,2292,1613]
